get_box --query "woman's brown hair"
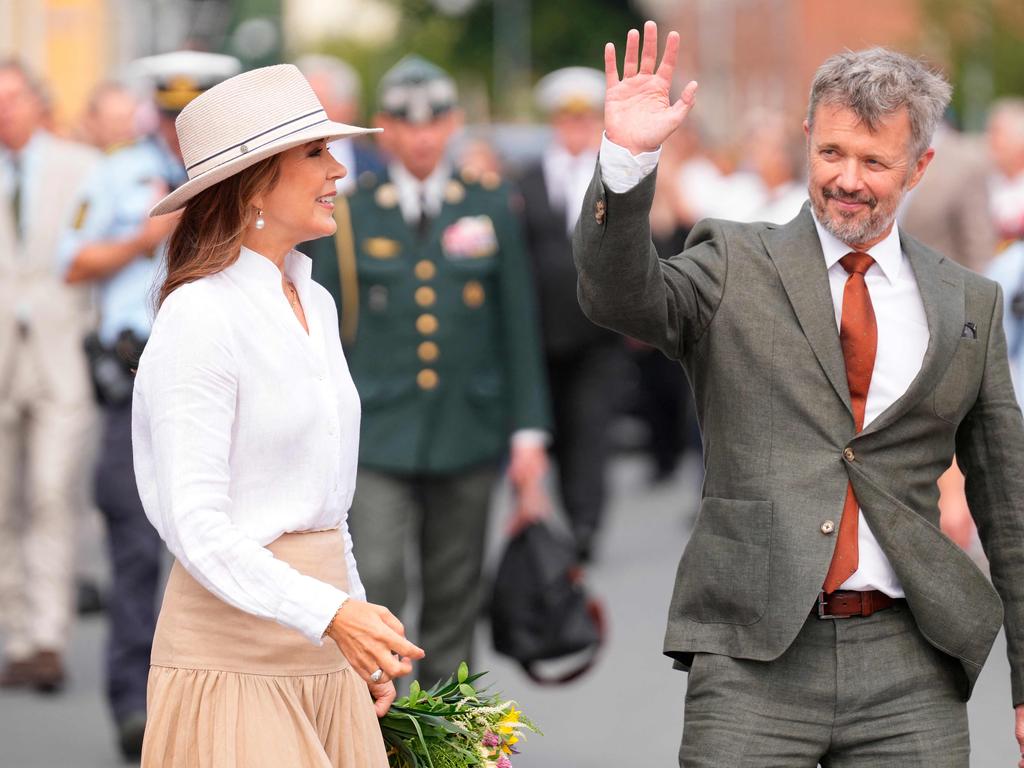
[157,154,284,307]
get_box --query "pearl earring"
[255,209,265,230]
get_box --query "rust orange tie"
[822,252,877,593]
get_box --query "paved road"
[0,456,1018,767]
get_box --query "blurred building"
[637,0,927,142]
[0,0,279,132]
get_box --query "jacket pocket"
[672,497,772,625]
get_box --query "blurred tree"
[922,0,1024,130]
[315,0,644,120]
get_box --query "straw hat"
[150,64,379,216]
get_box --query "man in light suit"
[574,23,1024,766]
[900,122,996,272]
[0,60,100,691]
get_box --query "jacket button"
[415,286,437,307]
[417,369,439,390]
[415,260,436,280]
[821,520,836,535]
[418,341,439,362]
[416,314,438,335]
[595,199,606,224]
[843,447,855,462]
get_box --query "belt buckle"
[816,591,851,620]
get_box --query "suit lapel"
[859,234,962,437]
[762,207,853,417]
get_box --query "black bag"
[490,522,605,685]
[83,330,145,407]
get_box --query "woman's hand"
[604,20,698,156]
[326,599,425,685]
[368,679,397,718]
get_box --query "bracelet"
[323,596,350,639]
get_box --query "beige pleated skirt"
[141,530,388,768]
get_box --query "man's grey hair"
[807,47,952,161]
[294,54,361,105]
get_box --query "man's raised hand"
[604,20,698,156]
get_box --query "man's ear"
[906,147,935,192]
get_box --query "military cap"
[127,51,242,114]
[534,66,605,116]
[377,55,458,124]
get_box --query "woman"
[132,64,424,766]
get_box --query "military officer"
[305,55,551,687]
[58,52,239,760]
[518,67,625,561]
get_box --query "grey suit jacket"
[573,167,1024,703]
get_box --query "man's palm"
[604,22,698,155]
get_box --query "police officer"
[58,51,239,760]
[305,55,551,687]
[518,67,625,561]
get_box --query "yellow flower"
[497,708,521,735]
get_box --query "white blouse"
[132,246,365,645]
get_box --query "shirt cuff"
[599,133,662,194]
[277,571,350,646]
[512,429,549,448]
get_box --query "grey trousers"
[348,464,498,688]
[680,603,970,767]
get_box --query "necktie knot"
[840,251,874,276]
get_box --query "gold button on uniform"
[415,260,436,280]
[463,280,485,308]
[415,286,437,307]
[417,369,439,390]
[821,520,836,535]
[843,447,855,462]
[416,314,438,335]
[418,341,439,362]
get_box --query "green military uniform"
[304,56,549,686]
[309,167,548,470]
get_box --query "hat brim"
[150,120,381,216]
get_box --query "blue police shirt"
[58,137,182,345]
[986,240,1024,407]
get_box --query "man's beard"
[809,183,903,247]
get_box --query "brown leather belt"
[814,589,900,619]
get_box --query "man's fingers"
[680,79,699,106]
[639,20,658,75]
[604,43,619,88]
[670,81,699,125]
[656,31,680,82]
[622,28,640,78]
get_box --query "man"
[574,22,1024,765]
[517,66,624,560]
[306,55,550,687]
[900,120,996,272]
[58,52,239,759]
[295,54,385,194]
[0,60,100,693]
[988,98,1024,246]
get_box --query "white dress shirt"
[132,246,365,645]
[541,143,598,235]
[600,135,931,597]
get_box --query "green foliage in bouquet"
[381,662,539,768]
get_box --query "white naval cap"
[534,66,605,116]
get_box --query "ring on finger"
[370,668,384,683]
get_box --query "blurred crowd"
[2,46,1024,762]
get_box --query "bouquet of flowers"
[380,663,540,768]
